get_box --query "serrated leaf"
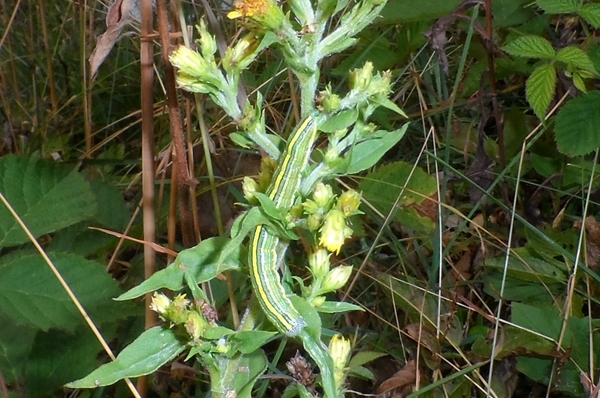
[26,326,106,395]
[0,156,97,247]
[555,91,600,156]
[0,252,129,332]
[580,3,600,28]
[536,0,580,14]
[572,72,586,92]
[347,124,409,174]
[66,327,186,388]
[526,64,557,119]
[0,312,36,384]
[117,237,244,300]
[503,35,555,59]
[556,46,597,74]
[89,180,131,231]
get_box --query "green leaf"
[66,327,186,388]
[231,331,277,354]
[0,156,96,247]
[371,97,408,117]
[555,46,597,74]
[316,301,364,313]
[485,255,566,283]
[359,162,438,233]
[26,326,106,396]
[320,109,359,133]
[526,64,557,119]
[0,252,129,332]
[211,350,267,398]
[572,72,586,92]
[348,351,387,369]
[346,124,408,174]
[230,132,255,148]
[378,0,462,23]
[503,35,555,59]
[554,90,600,156]
[117,237,244,300]
[88,180,131,231]
[0,312,36,384]
[536,0,580,14]
[580,3,600,28]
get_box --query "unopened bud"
[322,265,353,291]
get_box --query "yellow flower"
[329,334,351,389]
[149,292,171,316]
[319,209,353,254]
[337,189,361,217]
[227,0,285,31]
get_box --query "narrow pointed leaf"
[65,327,186,388]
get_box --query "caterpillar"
[248,116,317,336]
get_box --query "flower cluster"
[150,292,215,343]
[303,182,361,254]
[300,183,362,307]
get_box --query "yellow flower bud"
[313,182,334,208]
[328,334,352,389]
[149,292,171,316]
[319,209,353,254]
[337,189,361,217]
[349,61,374,91]
[309,295,326,307]
[185,311,208,341]
[242,176,259,204]
[307,213,323,231]
[308,247,331,278]
[197,20,217,59]
[224,34,260,71]
[322,265,353,291]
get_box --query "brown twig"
[156,0,197,248]
[139,0,157,394]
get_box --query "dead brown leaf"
[574,216,600,271]
[89,0,136,79]
[376,360,417,396]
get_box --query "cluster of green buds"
[318,62,394,117]
[150,292,215,343]
[242,157,277,205]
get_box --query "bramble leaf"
[503,35,555,59]
[526,64,557,120]
[554,90,600,156]
[556,46,597,74]
[536,0,580,14]
[580,3,600,28]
